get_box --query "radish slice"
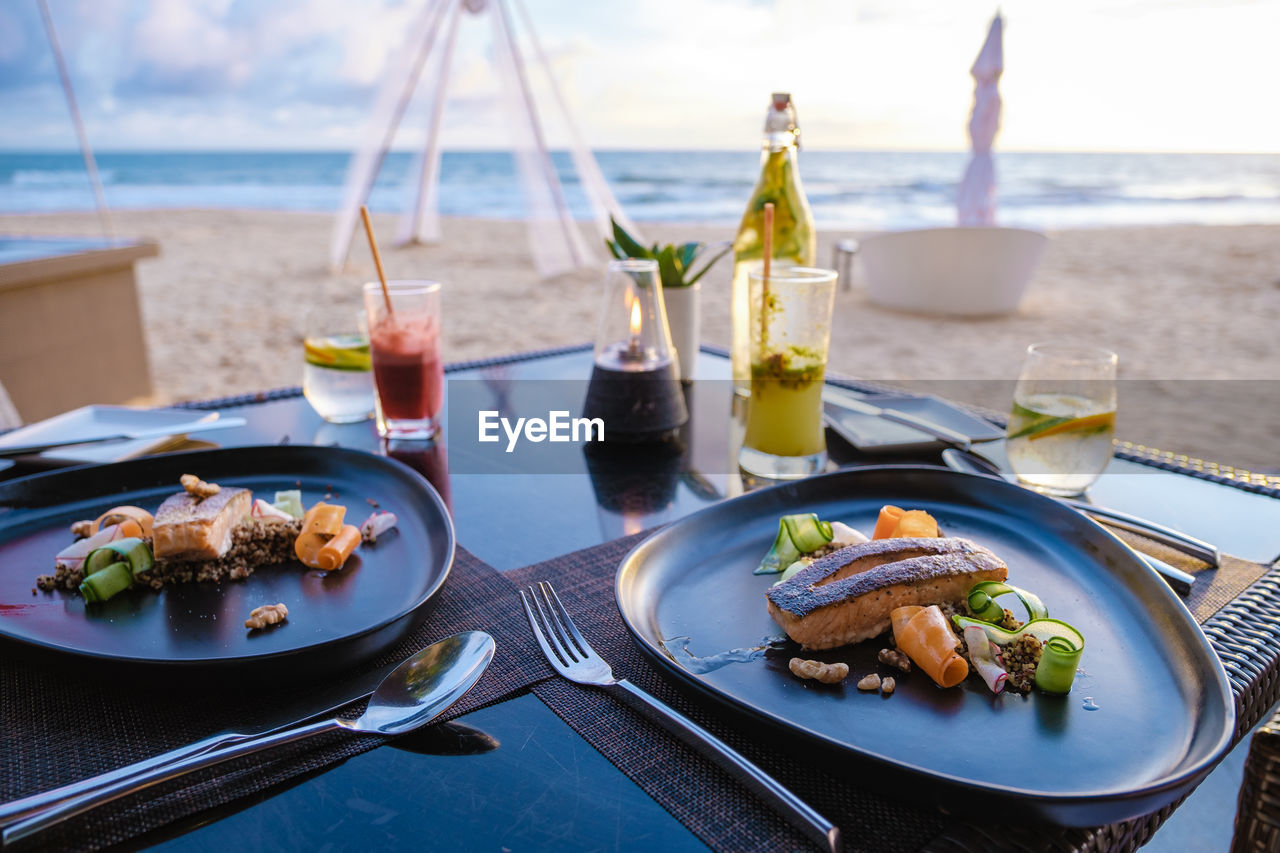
[249,499,294,522]
[359,511,398,544]
[828,521,869,548]
[963,625,1008,695]
[57,523,128,571]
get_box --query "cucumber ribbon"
[80,562,134,603]
[953,615,1085,695]
[966,581,1048,625]
[79,537,154,603]
[754,513,832,575]
[83,537,153,577]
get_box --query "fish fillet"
[765,537,1007,650]
[152,487,251,561]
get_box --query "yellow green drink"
[744,352,826,457]
[739,267,837,480]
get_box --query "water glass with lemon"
[1006,343,1118,496]
[303,307,375,423]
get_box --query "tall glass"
[363,281,444,440]
[1006,343,1118,496]
[302,307,375,423]
[738,267,837,480]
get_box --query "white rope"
[332,0,605,278]
[38,0,114,242]
[492,0,591,275]
[512,0,638,244]
[397,0,464,246]
[329,0,456,270]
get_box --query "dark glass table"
[6,346,1279,851]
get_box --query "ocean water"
[2,150,1279,229]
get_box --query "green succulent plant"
[605,216,730,288]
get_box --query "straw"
[761,202,774,344]
[360,204,394,317]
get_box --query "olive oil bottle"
[731,93,816,391]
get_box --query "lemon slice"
[305,335,371,371]
[1026,411,1115,441]
[1013,409,1116,440]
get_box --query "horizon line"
[3,146,1280,157]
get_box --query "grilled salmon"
[766,537,1007,650]
[152,486,251,561]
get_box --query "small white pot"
[662,283,700,382]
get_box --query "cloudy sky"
[2,0,1277,153]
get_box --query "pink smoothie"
[370,315,443,421]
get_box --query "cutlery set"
[1,592,842,852]
[0,632,495,846]
[521,581,842,853]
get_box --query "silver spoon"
[3,631,496,846]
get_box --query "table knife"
[822,390,974,451]
[940,447,1220,568]
[1058,499,1220,568]
[0,417,247,459]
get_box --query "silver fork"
[521,582,841,853]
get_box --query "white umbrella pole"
[398,0,463,246]
[329,0,454,270]
[38,0,114,242]
[512,0,638,244]
[493,0,590,270]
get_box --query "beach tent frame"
[329,0,635,278]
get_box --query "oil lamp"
[582,259,688,441]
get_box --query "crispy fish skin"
[152,487,251,560]
[766,537,1007,650]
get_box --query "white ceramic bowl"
[858,226,1048,316]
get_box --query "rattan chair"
[1231,705,1280,852]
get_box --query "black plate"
[615,466,1234,826]
[0,446,454,678]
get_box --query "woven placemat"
[2,529,1270,852]
[1110,528,1266,622]
[511,536,945,853]
[0,546,555,851]
[507,530,1274,853]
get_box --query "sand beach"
[2,209,1277,470]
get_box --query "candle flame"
[629,298,642,337]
